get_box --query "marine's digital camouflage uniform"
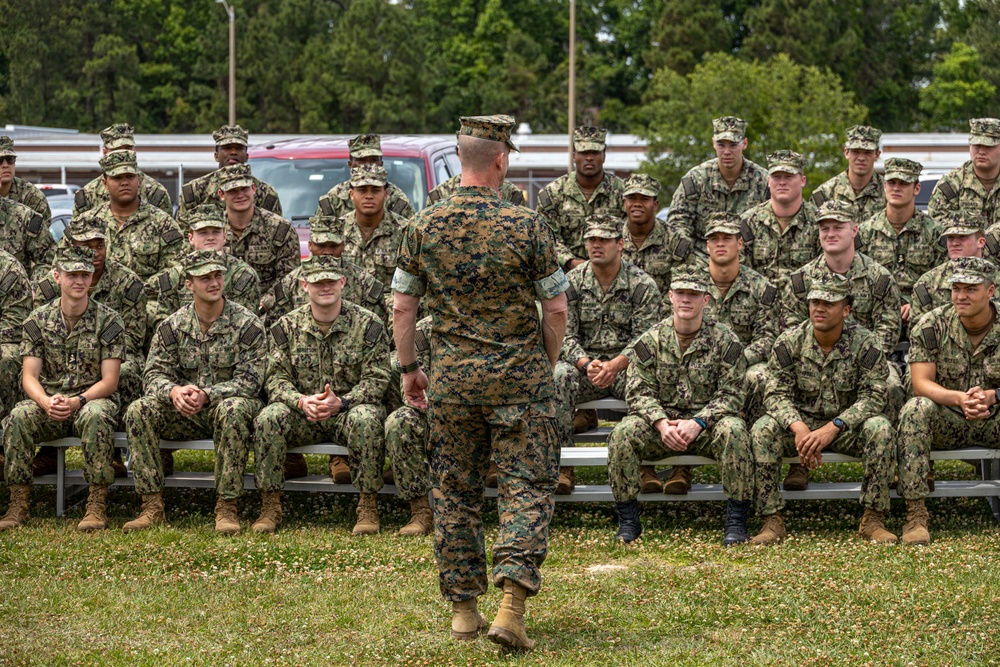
[126,299,266,500]
[910,259,1000,325]
[536,172,626,268]
[754,320,893,515]
[3,297,124,485]
[384,317,433,501]
[606,317,753,503]
[898,303,1000,500]
[740,200,820,291]
[858,209,945,303]
[254,301,390,493]
[147,252,260,333]
[5,177,51,222]
[315,180,414,221]
[394,175,568,601]
[91,202,185,283]
[75,171,171,217]
[554,258,661,449]
[811,171,886,223]
[0,195,55,282]
[264,259,385,326]
[0,251,33,416]
[223,207,299,296]
[930,163,1000,239]
[622,218,690,308]
[177,173,282,224]
[427,173,524,206]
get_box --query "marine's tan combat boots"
[77,485,108,532]
[123,493,165,532]
[398,495,433,536]
[352,492,380,535]
[487,580,535,651]
[251,491,283,534]
[859,508,897,543]
[214,498,241,534]
[902,499,931,545]
[0,484,30,531]
[751,512,786,545]
[451,598,487,640]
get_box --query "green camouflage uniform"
[394,115,567,602]
[622,219,690,309]
[254,300,390,493]
[384,317,433,501]
[606,315,753,503]
[264,260,385,326]
[0,196,55,283]
[5,177,51,222]
[91,202,184,283]
[315,181,414,221]
[740,200,820,290]
[554,253,661,449]
[428,173,524,206]
[910,259,1000,326]
[928,119,1000,233]
[858,210,944,303]
[177,173,282,224]
[811,171,886,223]
[75,172,171,216]
[147,252,260,333]
[754,318,893,515]
[342,208,410,313]
[224,207,299,296]
[126,296,266,499]
[0,251,33,417]
[3,293,125,486]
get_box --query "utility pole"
[217,0,236,124]
[567,0,576,174]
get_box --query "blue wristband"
[692,417,707,430]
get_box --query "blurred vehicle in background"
[915,175,939,212]
[38,184,81,198]
[47,193,73,242]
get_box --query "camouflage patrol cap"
[844,125,882,151]
[308,215,344,244]
[573,126,607,152]
[301,255,345,283]
[623,173,659,197]
[183,249,227,277]
[712,116,747,143]
[816,199,858,225]
[767,150,805,176]
[186,208,227,231]
[100,123,135,151]
[349,134,382,159]
[349,164,388,188]
[459,115,520,152]
[939,212,985,238]
[806,272,851,303]
[583,214,622,240]
[100,150,138,177]
[212,124,249,147]
[217,163,254,191]
[670,269,708,292]
[883,157,922,183]
[969,118,1000,147]
[55,245,96,273]
[948,256,996,285]
[0,136,15,157]
[704,212,742,236]
[67,212,107,242]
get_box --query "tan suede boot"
[398,495,433,536]
[329,455,351,484]
[902,499,931,545]
[283,453,308,480]
[352,492,380,535]
[31,447,58,477]
[662,465,692,494]
[251,491,283,534]
[782,463,809,490]
[487,580,535,651]
[859,508,898,544]
[77,485,108,532]
[485,461,498,489]
[572,409,598,433]
[556,467,575,495]
[0,484,31,531]
[639,466,662,493]
[451,599,487,640]
[123,493,165,532]
[751,513,786,545]
[214,498,241,535]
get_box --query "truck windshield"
[249,157,428,221]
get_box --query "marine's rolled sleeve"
[393,225,426,297]
[534,269,568,301]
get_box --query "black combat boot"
[722,499,751,547]
[614,500,642,543]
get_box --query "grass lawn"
[1,453,999,667]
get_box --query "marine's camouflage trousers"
[384,405,432,501]
[607,415,753,502]
[254,402,386,493]
[126,395,261,499]
[744,362,767,424]
[3,398,119,485]
[117,360,143,418]
[886,364,905,424]
[553,360,627,451]
[0,350,20,419]
[897,397,1000,500]
[752,414,894,515]
[428,400,559,602]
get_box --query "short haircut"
[458,135,506,173]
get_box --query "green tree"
[920,42,997,131]
[647,0,731,75]
[637,53,866,194]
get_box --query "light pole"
[217,0,236,125]
[567,0,576,174]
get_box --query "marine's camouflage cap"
[884,157,922,183]
[969,118,1000,147]
[349,164,388,188]
[670,269,708,292]
[623,173,659,197]
[217,163,254,191]
[0,136,15,157]
[459,115,520,152]
[948,256,996,285]
[939,211,985,238]
[806,271,851,303]
[767,150,805,175]
[583,214,622,240]
[212,124,249,147]
[100,150,138,177]
[308,215,344,244]
[573,126,607,152]
[349,133,382,159]
[183,249,227,277]
[100,123,135,151]
[816,199,857,224]
[704,212,742,236]
[844,125,882,151]
[67,212,107,242]
[55,245,96,273]
[301,254,344,283]
[713,116,747,143]
[186,207,227,231]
